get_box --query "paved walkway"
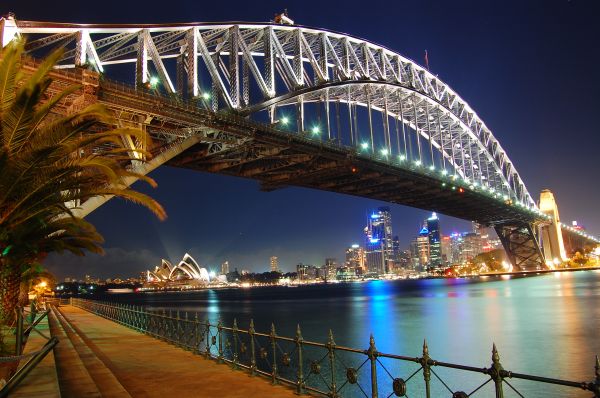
[55,305,298,397]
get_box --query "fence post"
[328,330,337,397]
[194,313,200,354]
[29,301,36,324]
[249,319,256,376]
[592,355,599,398]
[271,323,278,385]
[422,340,431,398]
[217,319,224,363]
[490,343,504,398]
[176,310,181,346]
[15,307,23,356]
[296,324,305,395]
[368,334,378,398]
[205,319,211,359]
[232,318,239,370]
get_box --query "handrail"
[23,309,50,338]
[71,297,600,398]
[0,337,59,398]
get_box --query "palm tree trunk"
[0,260,21,325]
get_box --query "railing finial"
[328,329,336,346]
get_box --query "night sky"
[5,0,600,278]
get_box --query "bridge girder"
[9,20,534,209]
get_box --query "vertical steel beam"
[325,88,331,140]
[296,96,304,133]
[264,26,275,94]
[186,28,199,98]
[242,57,249,107]
[366,87,375,154]
[136,31,148,87]
[319,32,329,82]
[229,26,240,108]
[293,29,304,87]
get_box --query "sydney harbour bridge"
[1,15,597,271]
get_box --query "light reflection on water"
[105,271,600,397]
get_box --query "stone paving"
[53,305,298,397]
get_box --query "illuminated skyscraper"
[221,261,229,275]
[270,256,279,272]
[346,244,366,274]
[427,212,442,269]
[365,207,394,275]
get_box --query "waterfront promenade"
[14,305,297,397]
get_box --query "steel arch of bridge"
[12,20,535,210]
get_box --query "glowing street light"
[280,116,289,125]
[361,142,369,150]
[380,148,389,156]
[202,92,211,100]
[311,126,320,135]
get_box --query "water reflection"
[103,271,600,397]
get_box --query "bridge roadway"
[42,304,297,397]
[96,76,537,226]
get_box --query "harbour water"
[103,270,600,397]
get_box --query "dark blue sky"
[6,0,600,278]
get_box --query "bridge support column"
[0,15,18,48]
[495,222,546,271]
[539,189,567,265]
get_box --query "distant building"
[345,244,366,274]
[427,213,442,269]
[365,207,395,275]
[296,263,319,281]
[270,256,279,273]
[221,261,230,275]
[441,236,452,264]
[323,258,337,280]
[460,233,483,263]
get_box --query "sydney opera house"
[146,253,222,287]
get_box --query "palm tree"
[0,40,166,324]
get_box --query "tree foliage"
[0,40,166,323]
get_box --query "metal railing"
[71,298,599,397]
[0,303,58,397]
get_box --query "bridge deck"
[52,305,297,397]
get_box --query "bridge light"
[149,76,159,88]
[398,154,406,161]
[380,148,389,156]
[280,116,289,125]
[414,160,422,166]
[442,182,446,187]
[429,165,435,171]
[202,92,211,100]
[311,126,320,135]
[441,169,448,175]
[361,142,369,150]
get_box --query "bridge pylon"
[495,222,546,271]
[539,189,567,266]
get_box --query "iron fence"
[71,298,599,397]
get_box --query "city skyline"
[18,0,598,279]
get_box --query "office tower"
[270,256,279,272]
[221,261,229,275]
[324,258,337,280]
[427,212,442,269]
[346,244,366,274]
[365,207,394,275]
